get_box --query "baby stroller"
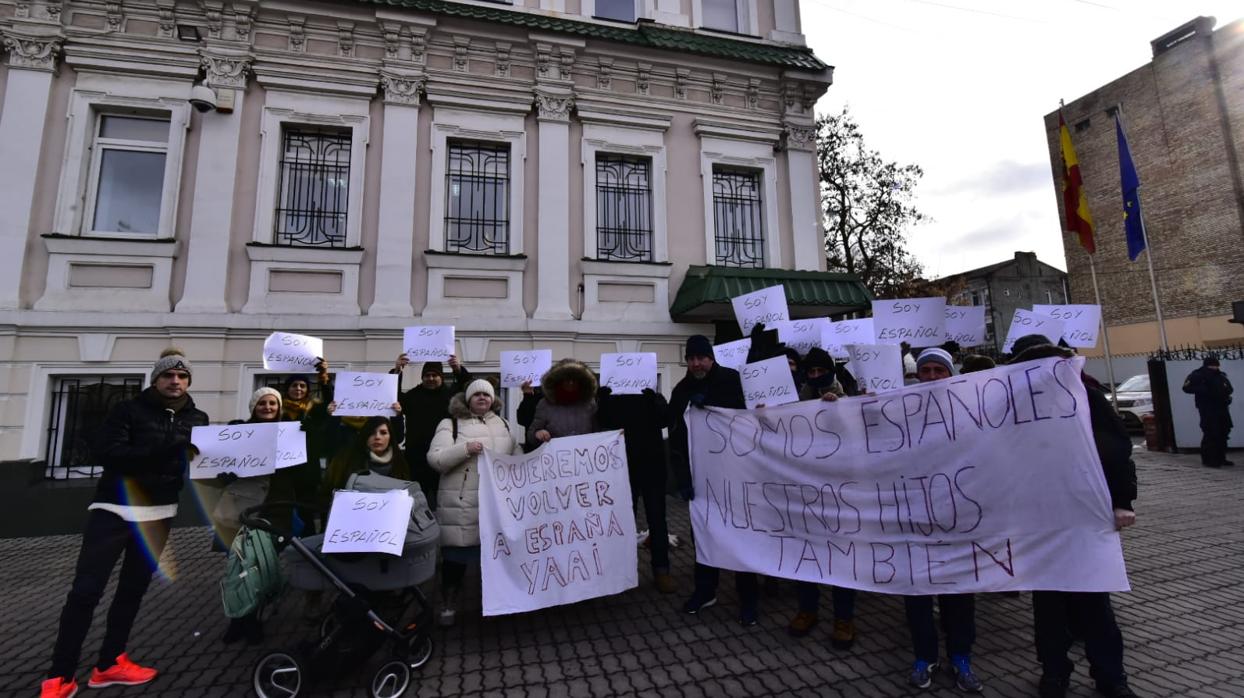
[241,472,440,698]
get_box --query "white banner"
[732,285,789,335]
[599,353,658,394]
[774,318,829,355]
[402,325,455,362]
[713,338,752,372]
[685,356,1129,594]
[740,356,799,409]
[1002,309,1066,353]
[945,306,987,347]
[322,489,414,556]
[1034,304,1101,349]
[262,332,324,372]
[872,298,947,347]
[847,343,904,394]
[501,350,553,388]
[823,318,874,359]
[276,422,307,470]
[189,423,280,479]
[478,431,638,615]
[333,372,399,417]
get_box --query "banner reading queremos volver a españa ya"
[478,430,638,615]
[686,356,1130,595]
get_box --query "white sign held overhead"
[774,318,829,355]
[599,353,658,395]
[847,343,904,394]
[262,332,324,372]
[1002,309,1066,354]
[945,306,987,347]
[500,350,553,388]
[731,286,789,336]
[333,372,399,417]
[1034,304,1102,349]
[276,422,307,470]
[713,338,752,372]
[739,355,799,409]
[872,298,948,347]
[188,423,280,480]
[823,318,874,359]
[402,325,455,362]
[322,489,414,556]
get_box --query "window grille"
[595,154,653,262]
[274,127,352,247]
[45,375,144,479]
[712,167,765,268]
[445,141,510,254]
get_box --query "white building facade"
[0,0,859,474]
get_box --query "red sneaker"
[88,653,157,688]
[40,676,78,698]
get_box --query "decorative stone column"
[532,87,576,321]
[367,70,424,317]
[0,29,62,310]
[784,122,823,272]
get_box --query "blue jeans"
[904,593,975,663]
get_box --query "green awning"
[670,265,873,321]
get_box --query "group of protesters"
[41,327,1140,698]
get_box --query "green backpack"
[220,526,283,619]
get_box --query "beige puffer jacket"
[426,393,521,547]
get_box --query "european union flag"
[1116,115,1146,261]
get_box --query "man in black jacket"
[1182,356,1234,468]
[391,354,472,508]
[1008,335,1139,698]
[41,349,210,698]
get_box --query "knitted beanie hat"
[916,347,957,376]
[249,387,283,414]
[466,378,495,401]
[151,347,193,385]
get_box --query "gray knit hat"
[151,347,193,384]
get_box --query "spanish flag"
[1058,111,1096,254]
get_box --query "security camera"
[189,83,217,113]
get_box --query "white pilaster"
[652,0,689,27]
[785,123,821,271]
[368,72,423,317]
[533,88,574,321]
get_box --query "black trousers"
[1033,591,1127,686]
[1199,410,1231,465]
[630,461,669,571]
[904,593,975,663]
[693,563,758,609]
[49,509,170,680]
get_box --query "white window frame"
[252,90,369,247]
[698,135,781,268]
[691,0,758,35]
[82,114,173,238]
[581,122,668,262]
[582,0,650,22]
[52,75,191,239]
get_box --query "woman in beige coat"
[426,379,520,625]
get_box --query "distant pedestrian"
[1182,356,1234,468]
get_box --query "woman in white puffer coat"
[426,378,520,625]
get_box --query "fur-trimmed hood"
[539,359,598,406]
[448,392,504,420]
[1008,343,1074,365]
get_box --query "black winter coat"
[93,387,210,508]
[597,389,669,471]
[1183,367,1233,416]
[667,364,744,491]
[1085,379,1138,511]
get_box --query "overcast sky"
[802,0,1243,278]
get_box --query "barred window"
[45,375,144,479]
[595,154,653,262]
[445,141,510,254]
[712,167,765,268]
[274,126,352,247]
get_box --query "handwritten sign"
[1034,304,1101,349]
[322,489,414,556]
[823,318,874,359]
[713,338,752,372]
[1002,309,1066,354]
[774,318,829,355]
[262,332,323,372]
[276,422,307,470]
[333,372,398,417]
[945,305,987,347]
[478,431,637,615]
[402,325,455,362]
[685,356,1129,594]
[731,286,789,336]
[599,353,658,395]
[740,355,799,409]
[188,423,280,479]
[847,343,904,394]
[872,298,947,347]
[501,350,553,388]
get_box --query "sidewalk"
[3,446,1241,697]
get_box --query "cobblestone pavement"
[3,446,1242,697]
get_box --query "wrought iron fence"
[1150,345,1244,361]
[45,375,144,479]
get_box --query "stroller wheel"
[405,633,434,669]
[370,659,412,698]
[253,651,303,698]
[318,613,339,640]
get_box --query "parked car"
[1113,374,1153,431]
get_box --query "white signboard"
[740,355,799,409]
[1034,304,1102,349]
[1002,309,1066,354]
[685,356,1129,594]
[333,372,399,417]
[501,350,553,388]
[262,332,324,372]
[188,423,280,479]
[599,353,658,394]
[847,343,904,394]
[823,318,874,359]
[872,298,947,347]
[402,325,455,362]
[276,422,307,470]
[713,338,752,372]
[322,489,414,556]
[478,431,637,615]
[774,318,829,356]
[945,306,987,347]
[731,285,789,336]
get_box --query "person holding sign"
[322,417,410,499]
[392,354,473,510]
[280,362,332,534]
[527,359,599,447]
[41,349,209,698]
[427,379,522,626]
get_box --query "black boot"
[221,617,246,644]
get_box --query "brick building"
[942,251,1069,354]
[1043,16,1244,355]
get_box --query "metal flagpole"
[1087,254,1119,408]
[1118,106,1169,352]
